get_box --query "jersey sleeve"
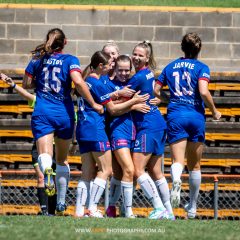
[69,56,81,74]
[198,64,210,83]
[156,68,167,87]
[25,59,38,78]
[93,81,112,105]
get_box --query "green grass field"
[0,216,239,240]
[0,0,240,7]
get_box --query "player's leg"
[48,157,57,215]
[36,133,55,197]
[133,152,166,219]
[106,157,122,218]
[169,139,186,208]
[31,141,48,215]
[185,141,203,219]
[88,149,112,217]
[54,137,71,215]
[75,152,96,217]
[148,155,174,220]
[114,147,134,218]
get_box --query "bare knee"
[134,167,145,179]
[123,165,134,180]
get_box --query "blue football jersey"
[127,68,166,133]
[25,53,81,118]
[76,75,111,141]
[157,57,209,121]
[106,78,136,141]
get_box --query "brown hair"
[133,40,156,70]
[115,54,132,71]
[82,51,111,80]
[31,28,66,59]
[181,32,202,59]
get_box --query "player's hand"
[133,91,149,104]
[119,85,136,98]
[149,97,161,106]
[0,73,14,86]
[93,103,104,114]
[133,103,150,113]
[212,110,221,121]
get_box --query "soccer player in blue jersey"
[0,73,57,215]
[102,42,139,217]
[155,32,221,218]
[127,41,174,220]
[104,55,151,218]
[22,28,103,215]
[75,51,149,218]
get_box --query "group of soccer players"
[0,28,221,219]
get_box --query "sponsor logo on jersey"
[70,64,81,70]
[100,94,110,101]
[146,72,154,80]
[202,73,210,79]
[134,140,140,147]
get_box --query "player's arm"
[71,71,103,114]
[105,91,149,116]
[0,73,35,102]
[22,74,36,89]
[199,80,221,120]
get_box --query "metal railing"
[0,170,239,219]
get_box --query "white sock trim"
[155,177,167,186]
[94,177,106,189]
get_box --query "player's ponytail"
[142,40,156,71]
[31,28,66,59]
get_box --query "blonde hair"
[102,40,120,54]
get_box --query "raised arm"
[0,73,35,102]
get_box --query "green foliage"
[0,0,240,7]
[0,216,240,240]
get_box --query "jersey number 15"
[43,67,61,93]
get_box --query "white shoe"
[149,208,168,220]
[126,214,136,219]
[170,180,182,208]
[89,209,104,218]
[184,203,196,219]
